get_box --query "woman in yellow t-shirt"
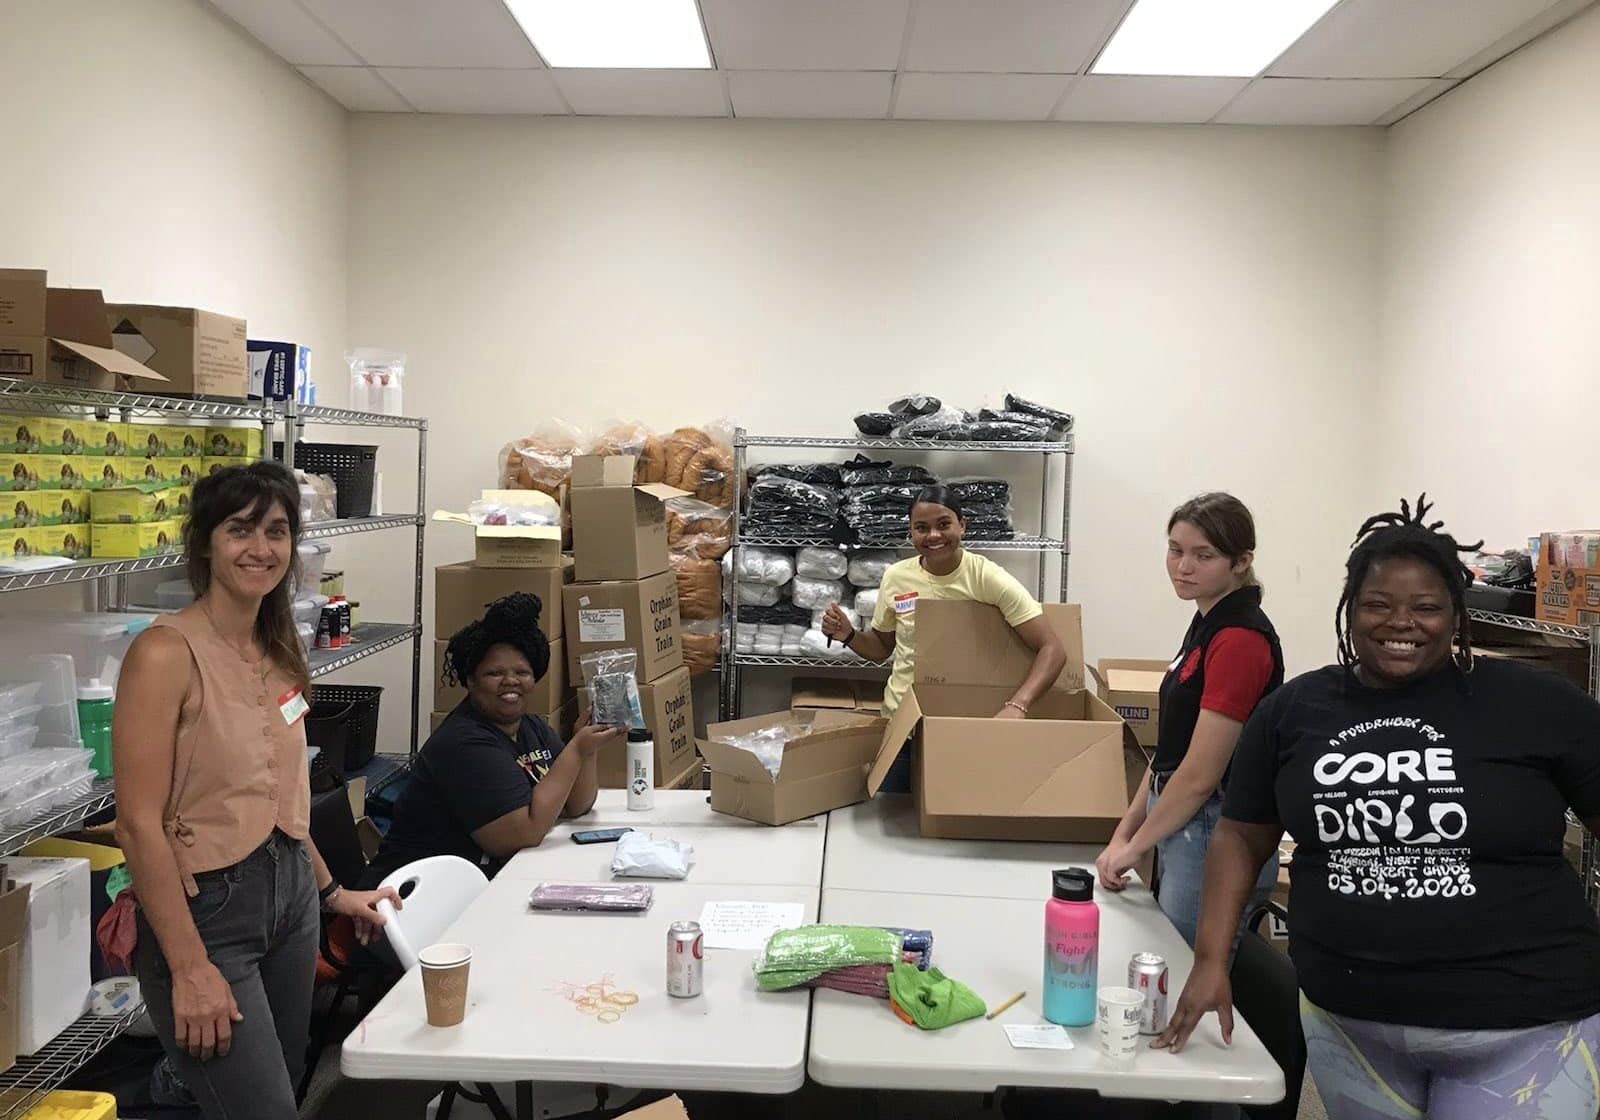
[820,484,1067,792]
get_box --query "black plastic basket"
[274,441,378,519]
[305,684,383,773]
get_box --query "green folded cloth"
[754,925,901,991]
[886,962,987,1030]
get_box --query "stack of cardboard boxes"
[565,456,697,789]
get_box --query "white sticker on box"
[579,608,627,643]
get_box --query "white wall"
[1378,4,1600,547]
[346,115,1386,733]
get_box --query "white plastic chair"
[375,855,488,971]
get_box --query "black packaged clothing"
[1223,659,1600,1029]
[361,700,565,886]
[1153,585,1284,776]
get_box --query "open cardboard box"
[700,708,886,826]
[568,455,688,582]
[0,270,169,392]
[433,490,562,569]
[1090,657,1169,748]
[867,601,1140,843]
[792,677,885,716]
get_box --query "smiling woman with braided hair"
[1156,495,1600,1120]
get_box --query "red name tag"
[277,687,309,725]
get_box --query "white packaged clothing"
[854,588,880,619]
[848,551,898,588]
[737,581,785,607]
[735,546,795,587]
[791,576,846,611]
[611,833,694,880]
[800,629,862,661]
[795,547,848,580]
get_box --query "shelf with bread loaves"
[718,426,1074,720]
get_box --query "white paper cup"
[1096,986,1145,1061]
[419,942,472,1027]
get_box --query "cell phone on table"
[571,827,633,845]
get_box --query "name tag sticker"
[893,592,918,615]
[278,687,309,725]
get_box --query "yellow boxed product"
[0,456,38,492]
[73,419,127,457]
[74,457,130,491]
[28,418,71,455]
[205,426,262,459]
[0,493,37,529]
[18,1089,116,1120]
[92,483,182,524]
[1,528,38,558]
[32,491,89,526]
[135,457,200,486]
[27,455,85,491]
[128,424,205,459]
[172,485,192,517]
[201,456,254,477]
[37,417,123,456]
[34,525,89,559]
[0,415,39,454]
[91,520,180,558]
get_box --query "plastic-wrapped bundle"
[754,463,843,488]
[854,588,879,619]
[947,479,1010,506]
[891,407,970,441]
[800,629,863,661]
[1004,393,1073,431]
[791,575,847,611]
[854,412,896,436]
[735,546,796,586]
[579,649,644,729]
[736,602,814,627]
[838,461,937,488]
[795,546,848,580]
[737,581,785,607]
[847,550,897,588]
[968,421,1050,442]
[753,925,902,991]
[887,395,942,418]
[747,476,839,517]
[712,719,806,779]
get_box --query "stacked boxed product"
[1091,659,1168,748]
[0,269,169,395]
[1536,531,1600,627]
[564,455,696,789]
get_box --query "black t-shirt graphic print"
[1224,660,1600,1029]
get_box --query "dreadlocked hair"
[442,592,551,687]
[1335,493,1483,673]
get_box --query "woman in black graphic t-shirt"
[1157,497,1600,1120]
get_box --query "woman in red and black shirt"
[1094,493,1284,947]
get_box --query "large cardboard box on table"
[6,857,90,1055]
[1091,658,1168,749]
[568,455,688,582]
[563,570,682,683]
[868,601,1137,843]
[0,270,169,392]
[0,881,30,1073]
[433,559,570,641]
[103,302,248,398]
[701,708,886,826]
[432,638,567,715]
[434,490,563,570]
[579,665,697,789]
[1537,531,1600,627]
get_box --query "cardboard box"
[0,456,35,492]
[32,417,124,457]
[134,457,200,486]
[105,302,248,398]
[867,601,1135,843]
[564,571,682,683]
[701,708,887,826]
[1091,658,1168,748]
[128,425,205,459]
[0,270,168,391]
[91,483,183,524]
[1537,531,1600,626]
[433,559,570,642]
[7,857,90,1055]
[27,455,91,491]
[568,455,688,582]
[201,456,254,477]
[91,520,180,558]
[433,490,563,570]
[1,529,37,559]
[0,882,31,1074]
[34,525,89,559]
[579,665,696,789]
[0,415,36,454]
[205,426,263,459]
[246,339,310,402]
[31,491,90,526]
[620,1096,690,1120]
[791,677,886,716]
[432,638,568,715]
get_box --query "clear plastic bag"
[666,496,732,558]
[466,497,559,526]
[854,588,880,619]
[753,925,902,990]
[813,606,858,632]
[579,649,644,728]
[713,721,805,779]
[847,550,897,587]
[737,581,784,607]
[528,883,654,913]
[501,419,586,494]
[735,546,796,586]
[891,407,969,441]
[347,348,406,416]
[583,419,652,463]
[610,832,695,880]
[800,628,862,661]
[795,546,848,580]
[790,575,846,611]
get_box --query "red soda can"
[667,921,703,998]
[1128,952,1168,1035]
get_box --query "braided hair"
[442,592,551,687]
[1335,494,1482,673]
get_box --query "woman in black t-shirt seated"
[363,593,624,886]
[1158,496,1600,1120]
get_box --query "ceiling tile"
[1268,0,1560,78]
[700,0,910,70]
[300,0,542,67]
[377,68,568,114]
[905,0,1129,74]
[728,71,891,118]
[208,0,361,65]
[1215,78,1433,125]
[298,66,413,111]
[555,70,728,116]
[1054,75,1248,123]
[893,73,1071,121]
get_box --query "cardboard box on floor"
[434,559,570,641]
[701,708,887,826]
[432,638,568,715]
[791,677,886,716]
[433,490,563,569]
[1537,531,1600,626]
[104,302,248,398]
[867,601,1139,843]
[579,665,697,789]
[0,270,169,392]
[620,1096,690,1120]
[0,881,30,1074]
[1090,658,1168,748]
[568,455,688,582]
[563,570,682,683]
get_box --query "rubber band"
[596,1009,621,1024]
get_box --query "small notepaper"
[1004,1024,1075,1051]
[697,900,805,950]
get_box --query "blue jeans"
[1149,789,1278,950]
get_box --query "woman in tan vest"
[114,462,399,1119]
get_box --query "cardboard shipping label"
[579,608,628,644]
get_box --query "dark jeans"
[136,830,319,1120]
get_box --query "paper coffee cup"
[1096,986,1145,1062]
[419,942,472,1028]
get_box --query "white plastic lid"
[77,678,113,701]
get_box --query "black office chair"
[1231,904,1305,1120]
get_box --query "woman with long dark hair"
[114,462,399,1119]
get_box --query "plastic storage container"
[0,681,43,719]
[0,655,81,751]
[0,613,155,689]
[19,1089,116,1120]
[305,685,383,773]
[0,721,40,758]
[154,578,195,610]
[296,540,331,594]
[293,594,330,630]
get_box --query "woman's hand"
[328,885,403,946]
[171,960,242,1060]
[569,715,627,760]
[819,603,854,642]
[1093,839,1140,891]
[1153,959,1233,1053]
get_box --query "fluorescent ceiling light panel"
[1093,0,1339,77]
[504,0,712,68]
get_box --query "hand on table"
[819,603,854,643]
[1093,839,1141,891]
[1153,960,1233,1053]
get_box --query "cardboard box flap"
[922,722,1127,820]
[913,600,1084,691]
[571,455,638,488]
[49,339,169,383]
[619,1095,690,1120]
[46,288,114,348]
[866,690,922,796]
[792,678,857,710]
[636,482,691,501]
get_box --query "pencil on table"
[986,990,1026,1020]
